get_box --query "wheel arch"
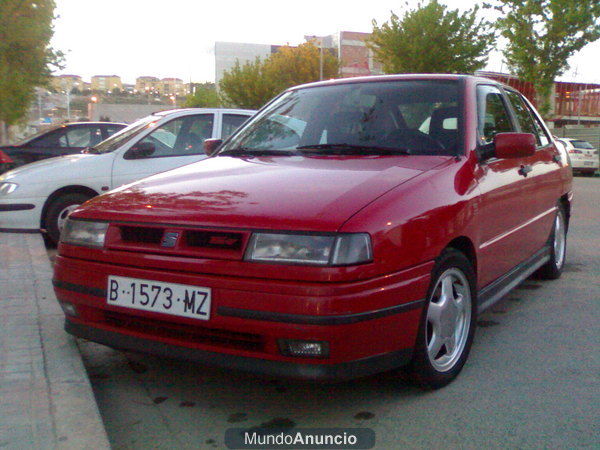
[444,236,477,282]
[40,185,99,229]
[559,193,571,232]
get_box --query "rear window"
[571,140,594,149]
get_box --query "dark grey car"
[0,122,126,173]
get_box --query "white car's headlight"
[245,232,372,266]
[0,182,18,195]
[61,219,109,248]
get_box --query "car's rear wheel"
[406,249,477,389]
[535,206,567,280]
[45,193,92,245]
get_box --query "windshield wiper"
[296,143,410,155]
[218,147,298,157]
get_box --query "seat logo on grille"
[161,231,180,248]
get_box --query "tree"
[0,0,63,143]
[183,82,220,108]
[219,42,339,109]
[265,42,339,92]
[367,1,495,74]
[487,0,600,115]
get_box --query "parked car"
[556,137,598,175]
[0,108,254,243]
[0,122,126,174]
[51,75,572,389]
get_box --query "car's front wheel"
[407,249,477,389]
[44,192,92,245]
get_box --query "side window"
[62,127,97,148]
[505,90,550,147]
[222,114,249,139]
[132,114,214,158]
[477,85,514,144]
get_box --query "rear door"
[110,113,216,188]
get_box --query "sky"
[51,0,600,85]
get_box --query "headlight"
[60,219,108,248]
[0,182,18,195]
[245,232,372,266]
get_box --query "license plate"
[107,276,211,320]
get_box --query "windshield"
[91,115,159,154]
[219,80,461,156]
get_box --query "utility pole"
[37,89,43,120]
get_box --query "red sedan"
[53,75,572,389]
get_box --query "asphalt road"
[71,177,599,449]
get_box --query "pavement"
[0,233,109,449]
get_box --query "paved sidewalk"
[0,233,109,449]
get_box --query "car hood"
[0,154,97,182]
[78,155,451,231]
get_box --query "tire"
[406,249,477,389]
[535,206,567,280]
[44,193,92,245]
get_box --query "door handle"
[518,164,532,177]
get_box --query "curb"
[0,233,110,449]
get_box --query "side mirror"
[203,138,223,157]
[494,133,536,159]
[126,141,155,159]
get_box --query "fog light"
[60,302,78,317]
[278,339,329,358]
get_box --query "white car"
[556,138,599,175]
[0,108,254,243]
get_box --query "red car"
[53,75,572,389]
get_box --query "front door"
[473,85,538,287]
[110,113,215,188]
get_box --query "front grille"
[185,230,244,250]
[120,226,163,244]
[103,311,264,352]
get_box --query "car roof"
[289,73,505,91]
[60,121,126,126]
[151,108,256,117]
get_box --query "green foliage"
[367,0,495,74]
[0,0,63,131]
[219,42,339,109]
[183,82,220,108]
[487,0,600,115]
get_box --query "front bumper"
[54,254,432,380]
[65,319,413,381]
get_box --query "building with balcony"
[476,71,600,126]
[91,75,123,92]
[160,78,186,96]
[135,76,161,94]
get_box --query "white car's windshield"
[90,115,159,154]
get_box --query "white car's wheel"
[45,193,92,245]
